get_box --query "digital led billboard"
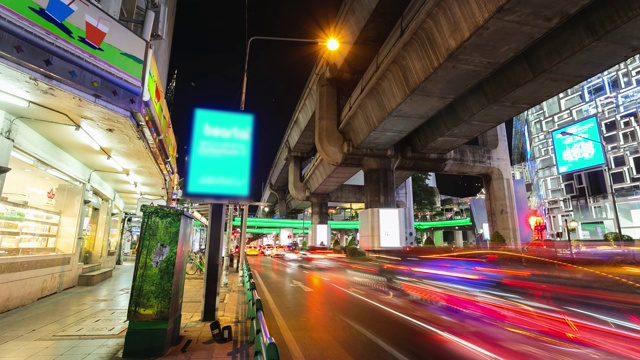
[551,116,606,175]
[185,108,255,201]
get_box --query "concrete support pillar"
[288,156,308,201]
[396,177,415,246]
[273,188,288,218]
[467,230,476,247]
[479,124,520,247]
[433,230,444,246]
[309,195,329,246]
[454,230,464,248]
[363,157,397,209]
[0,136,13,195]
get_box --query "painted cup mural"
[44,0,81,23]
[84,14,110,47]
[0,0,146,93]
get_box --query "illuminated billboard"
[185,108,255,201]
[551,116,605,174]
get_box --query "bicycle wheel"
[186,260,198,275]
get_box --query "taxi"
[245,245,259,256]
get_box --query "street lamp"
[240,35,340,111]
[564,218,578,258]
[560,130,624,244]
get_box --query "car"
[283,250,301,261]
[272,246,286,258]
[262,245,274,256]
[245,245,259,256]
[298,248,344,269]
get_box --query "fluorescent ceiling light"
[107,156,123,171]
[10,150,34,164]
[80,123,101,151]
[46,168,71,182]
[126,173,135,184]
[0,91,29,107]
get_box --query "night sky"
[168,1,498,200]
[168,1,342,200]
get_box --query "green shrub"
[356,249,366,257]
[604,232,634,243]
[301,240,308,250]
[489,231,506,247]
[345,246,359,258]
[347,238,357,247]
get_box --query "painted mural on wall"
[0,0,146,92]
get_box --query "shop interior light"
[126,173,135,184]
[107,156,123,171]
[0,90,29,107]
[46,168,71,182]
[10,150,34,165]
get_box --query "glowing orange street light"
[240,36,340,111]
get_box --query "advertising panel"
[0,0,147,94]
[551,116,605,174]
[185,108,255,201]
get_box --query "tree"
[412,172,438,220]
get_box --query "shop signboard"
[143,50,178,172]
[0,0,147,95]
[136,197,166,216]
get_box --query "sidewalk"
[0,260,250,360]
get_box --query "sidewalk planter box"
[123,206,193,358]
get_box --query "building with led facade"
[519,55,640,240]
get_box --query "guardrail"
[244,259,280,360]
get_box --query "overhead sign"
[184,108,255,201]
[136,198,166,216]
[143,49,177,173]
[551,115,605,174]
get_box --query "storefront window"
[108,213,122,256]
[0,153,82,256]
[80,206,100,264]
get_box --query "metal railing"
[244,260,280,360]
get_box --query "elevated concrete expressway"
[261,0,640,246]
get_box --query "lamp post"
[560,130,624,245]
[240,35,339,111]
[564,218,575,258]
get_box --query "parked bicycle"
[186,250,205,275]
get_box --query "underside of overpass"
[261,0,640,246]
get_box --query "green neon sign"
[231,217,471,230]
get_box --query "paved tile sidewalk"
[149,270,251,359]
[0,261,250,360]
